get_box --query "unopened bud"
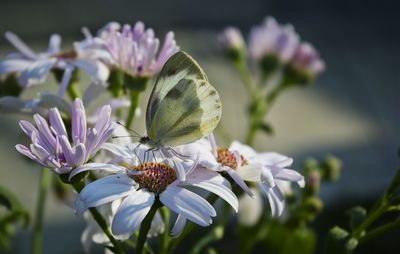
[320,155,342,182]
[218,27,245,62]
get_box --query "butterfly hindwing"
[148,77,222,147]
[146,52,207,134]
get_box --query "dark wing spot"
[209,90,216,96]
[167,87,183,100]
[166,69,178,76]
[199,82,206,87]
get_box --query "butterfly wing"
[148,78,222,147]
[146,51,207,135]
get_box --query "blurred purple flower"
[15,98,115,174]
[248,17,299,64]
[218,27,245,52]
[86,21,179,77]
[291,42,325,76]
[0,32,109,97]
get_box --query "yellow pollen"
[130,162,177,193]
[217,148,248,169]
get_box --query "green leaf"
[0,185,30,227]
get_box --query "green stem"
[245,83,287,146]
[71,182,125,254]
[137,200,162,254]
[32,169,52,254]
[190,225,224,254]
[233,60,254,96]
[159,207,171,254]
[359,217,400,246]
[352,200,389,239]
[126,90,140,129]
[66,81,81,100]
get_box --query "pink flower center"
[217,148,248,169]
[130,162,177,193]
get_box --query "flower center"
[130,162,177,193]
[217,148,248,169]
[54,50,78,59]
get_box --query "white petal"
[101,143,133,159]
[148,211,165,237]
[160,185,215,226]
[224,167,254,197]
[18,58,56,87]
[171,214,187,238]
[229,140,257,159]
[253,152,293,168]
[75,174,136,215]
[236,163,262,182]
[73,59,110,82]
[274,169,304,184]
[176,140,219,171]
[38,93,71,115]
[238,188,263,226]
[69,162,126,180]
[0,58,33,74]
[111,189,155,239]
[260,184,285,217]
[83,82,106,106]
[185,169,238,212]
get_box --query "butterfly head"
[139,136,151,145]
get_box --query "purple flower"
[0,32,109,97]
[15,99,115,174]
[87,21,179,77]
[291,42,325,76]
[248,17,299,64]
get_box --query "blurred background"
[0,0,399,253]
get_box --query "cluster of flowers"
[15,97,304,249]
[1,19,305,251]
[219,16,325,80]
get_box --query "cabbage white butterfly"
[139,51,222,150]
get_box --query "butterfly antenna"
[116,121,142,137]
[112,135,138,139]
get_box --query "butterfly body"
[141,51,222,149]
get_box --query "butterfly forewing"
[149,78,222,147]
[146,52,207,134]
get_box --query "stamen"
[130,162,177,193]
[217,148,248,169]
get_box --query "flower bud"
[325,226,358,254]
[284,42,325,86]
[305,170,321,195]
[303,196,323,221]
[218,27,245,62]
[248,17,299,75]
[320,155,342,182]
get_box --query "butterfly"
[139,51,222,151]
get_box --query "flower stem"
[126,90,140,129]
[32,169,52,254]
[137,200,162,254]
[233,60,254,97]
[359,217,400,246]
[159,207,171,254]
[352,199,389,239]
[66,81,81,100]
[71,182,125,254]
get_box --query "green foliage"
[0,185,30,251]
[263,222,316,254]
[324,227,357,254]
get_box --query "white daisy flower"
[71,143,238,239]
[179,134,304,217]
